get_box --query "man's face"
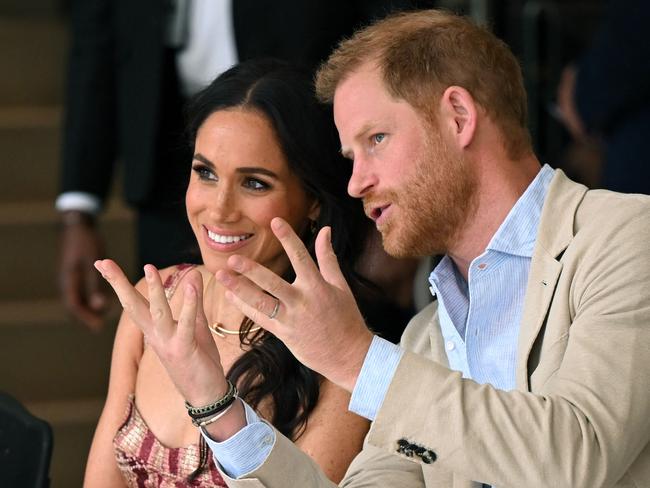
[333,64,477,257]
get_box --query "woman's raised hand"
[94,260,229,406]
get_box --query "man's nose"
[347,157,377,198]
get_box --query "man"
[102,8,650,487]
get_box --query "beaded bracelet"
[195,400,238,428]
[184,380,238,421]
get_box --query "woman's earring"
[310,220,317,234]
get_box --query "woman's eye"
[243,178,269,191]
[192,165,217,181]
[372,133,386,145]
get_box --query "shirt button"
[445,340,456,351]
[262,435,273,446]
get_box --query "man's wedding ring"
[268,298,280,320]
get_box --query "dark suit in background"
[62,0,408,267]
[60,0,414,332]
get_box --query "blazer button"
[421,449,437,464]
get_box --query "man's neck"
[448,154,541,280]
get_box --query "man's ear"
[439,86,477,149]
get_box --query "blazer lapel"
[516,170,588,390]
[428,308,450,367]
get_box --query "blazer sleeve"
[366,203,650,487]
[60,0,118,204]
[218,423,426,488]
[218,306,445,488]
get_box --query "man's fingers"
[224,254,296,305]
[216,269,284,321]
[94,259,152,334]
[315,226,351,292]
[224,289,279,336]
[85,265,107,311]
[63,268,102,331]
[268,217,321,284]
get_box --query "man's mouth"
[369,204,390,222]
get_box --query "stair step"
[0,200,136,301]
[0,299,117,404]
[0,17,67,106]
[0,0,66,17]
[0,106,61,202]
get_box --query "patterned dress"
[112,264,227,487]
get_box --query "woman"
[85,59,371,487]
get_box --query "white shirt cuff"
[55,192,101,214]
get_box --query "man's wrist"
[60,210,96,227]
[339,329,375,393]
[349,336,403,421]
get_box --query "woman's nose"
[210,186,240,222]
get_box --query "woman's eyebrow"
[193,153,214,167]
[236,167,278,179]
[193,154,278,179]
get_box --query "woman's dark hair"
[184,58,369,477]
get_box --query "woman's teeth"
[207,230,251,244]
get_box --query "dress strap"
[163,264,198,300]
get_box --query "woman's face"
[186,109,319,275]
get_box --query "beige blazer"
[220,170,650,487]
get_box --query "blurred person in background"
[557,0,650,194]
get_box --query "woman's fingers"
[143,264,174,339]
[177,282,198,343]
[94,259,153,334]
[189,270,214,345]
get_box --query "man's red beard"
[368,131,478,258]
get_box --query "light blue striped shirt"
[206,164,555,479]
[349,164,554,418]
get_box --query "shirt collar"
[428,164,555,294]
[486,164,555,258]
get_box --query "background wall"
[0,0,134,485]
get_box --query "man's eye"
[192,165,217,181]
[243,178,269,191]
[372,133,386,144]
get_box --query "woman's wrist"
[184,374,230,408]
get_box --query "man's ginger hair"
[315,9,531,159]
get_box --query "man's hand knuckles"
[266,278,283,297]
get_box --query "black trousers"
[133,49,200,273]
